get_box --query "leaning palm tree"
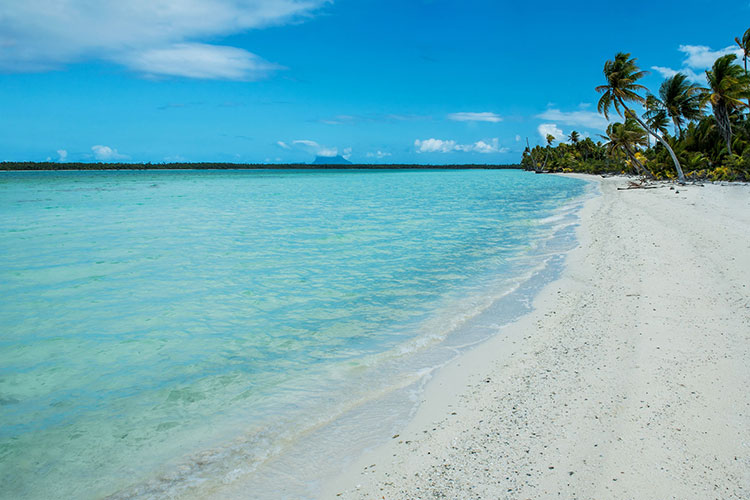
[600,119,651,177]
[654,74,704,137]
[596,52,685,182]
[700,54,750,155]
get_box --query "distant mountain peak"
[312,155,352,165]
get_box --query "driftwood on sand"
[617,180,660,190]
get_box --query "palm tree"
[600,119,651,177]
[578,137,596,162]
[735,27,750,106]
[654,74,704,137]
[596,52,685,182]
[643,94,670,147]
[524,138,539,172]
[568,130,580,145]
[700,54,750,155]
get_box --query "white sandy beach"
[324,175,750,499]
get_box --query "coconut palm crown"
[595,53,649,120]
[701,54,750,155]
[644,94,671,137]
[656,74,704,136]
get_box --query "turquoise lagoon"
[0,169,590,498]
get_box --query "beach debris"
[617,180,660,190]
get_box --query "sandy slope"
[324,176,750,500]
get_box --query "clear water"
[0,169,588,499]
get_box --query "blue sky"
[1,0,748,164]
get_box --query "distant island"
[312,155,352,165]
[0,162,521,171]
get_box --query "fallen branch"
[617,180,660,190]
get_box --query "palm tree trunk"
[714,103,733,155]
[525,138,540,172]
[618,97,685,183]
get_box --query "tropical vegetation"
[523,27,750,182]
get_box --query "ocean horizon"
[0,169,590,498]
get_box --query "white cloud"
[447,112,502,123]
[651,65,702,81]
[288,139,347,158]
[0,0,326,78]
[415,138,457,153]
[679,44,742,69]
[277,140,291,149]
[92,145,128,161]
[122,43,279,80]
[292,139,320,148]
[651,44,743,83]
[536,107,608,130]
[56,149,68,162]
[515,135,521,142]
[415,138,507,154]
[366,150,392,159]
[317,148,338,157]
[537,124,564,142]
[458,139,505,154]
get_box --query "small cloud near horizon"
[283,139,350,159]
[366,150,392,159]
[292,139,320,148]
[414,138,507,154]
[537,124,565,143]
[92,145,128,161]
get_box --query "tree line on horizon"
[522,27,750,182]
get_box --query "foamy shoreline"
[324,175,750,499]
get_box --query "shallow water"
[0,169,588,499]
